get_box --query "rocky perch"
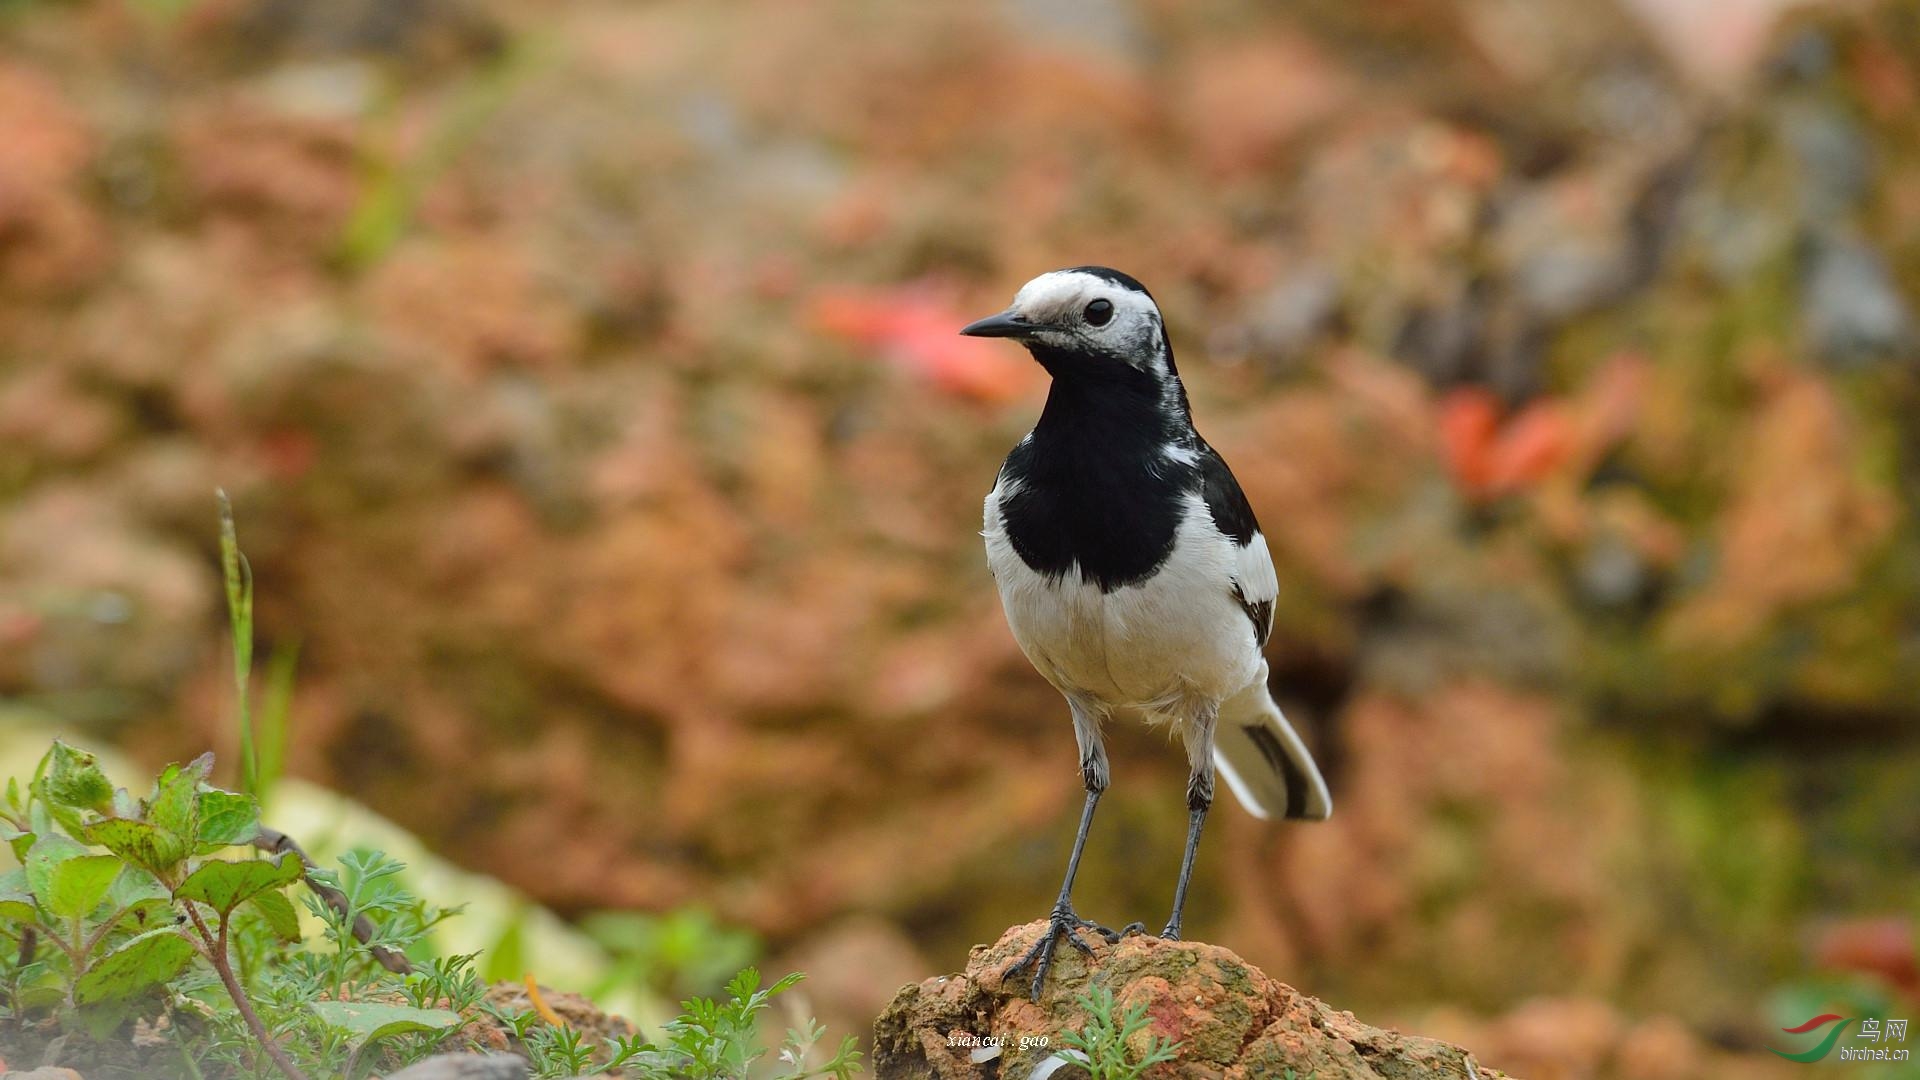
[874,921,1513,1080]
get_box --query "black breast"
[995,355,1193,593]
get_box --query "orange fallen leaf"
[524,973,568,1028]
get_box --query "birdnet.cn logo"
[1770,1014,1911,1063]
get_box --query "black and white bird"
[961,267,1332,1000]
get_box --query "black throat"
[995,343,1196,592]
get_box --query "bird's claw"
[1103,920,1148,944]
[1159,921,1182,941]
[1003,906,1113,1001]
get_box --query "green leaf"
[248,889,302,943]
[27,799,53,841]
[76,997,138,1040]
[193,789,261,852]
[24,833,89,902]
[0,868,37,922]
[101,866,171,934]
[173,855,303,915]
[146,758,207,839]
[87,818,189,878]
[32,743,109,840]
[45,855,121,920]
[2,823,33,862]
[16,981,65,1012]
[39,741,115,813]
[107,864,169,907]
[308,1000,459,1048]
[73,927,195,1005]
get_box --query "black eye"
[1084,298,1114,326]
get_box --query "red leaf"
[1486,402,1573,494]
[1815,918,1918,994]
[810,287,1038,404]
[1438,387,1501,498]
[1439,388,1575,499]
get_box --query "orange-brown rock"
[874,921,1514,1079]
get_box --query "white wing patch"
[1228,530,1278,647]
[1235,531,1278,608]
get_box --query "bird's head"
[960,267,1174,382]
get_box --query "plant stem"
[81,906,137,957]
[253,825,412,974]
[33,924,80,966]
[186,904,311,1080]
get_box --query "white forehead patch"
[1009,270,1160,327]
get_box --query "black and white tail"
[1213,681,1332,822]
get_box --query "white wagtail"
[961,267,1333,1000]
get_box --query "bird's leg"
[1003,789,1105,999]
[1162,705,1217,941]
[1161,802,1209,940]
[1004,704,1115,1000]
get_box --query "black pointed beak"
[959,310,1041,339]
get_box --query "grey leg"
[1004,699,1117,1000]
[1162,703,1217,941]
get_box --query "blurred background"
[2,0,1918,1076]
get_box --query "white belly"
[984,488,1260,712]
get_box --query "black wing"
[1197,443,1276,648]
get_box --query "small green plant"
[506,967,862,1080]
[525,1022,599,1076]
[659,968,862,1080]
[0,743,470,1079]
[403,952,489,1013]
[1056,985,1181,1080]
[1,746,277,1031]
[302,849,460,992]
